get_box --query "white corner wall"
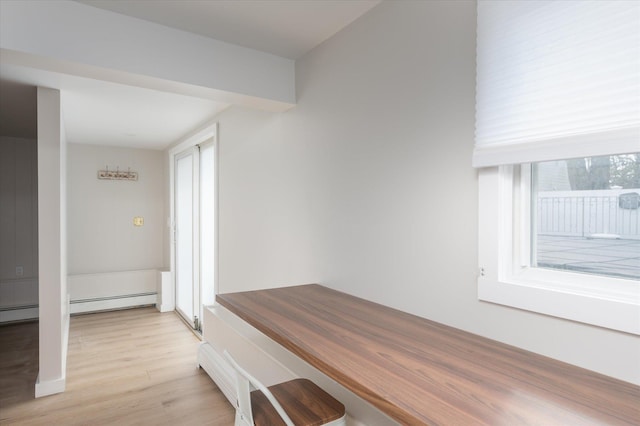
[36,86,68,397]
[213,1,640,385]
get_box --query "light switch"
[16,266,23,277]
[133,216,144,227]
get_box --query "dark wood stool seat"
[251,378,345,426]
[224,350,346,426]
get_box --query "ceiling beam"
[0,0,296,112]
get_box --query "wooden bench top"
[217,284,640,425]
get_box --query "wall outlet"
[133,216,144,227]
[16,266,24,277]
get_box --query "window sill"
[478,273,640,335]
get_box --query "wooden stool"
[224,350,346,426]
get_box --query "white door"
[173,141,216,330]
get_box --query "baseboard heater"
[69,292,157,314]
[0,304,39,323]
[0,293,158,322]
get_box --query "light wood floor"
[0,307,235,425]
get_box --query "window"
[532,154,640,281]
[474,1,639,334]
[478,165,639,335]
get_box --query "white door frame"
[197,139,217,326]
[168,122,219,328]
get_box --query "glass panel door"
[173,140,215,331]
[175,150,197,325]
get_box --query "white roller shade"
[473,0,640,168]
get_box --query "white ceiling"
[0,64,230,149]
[0,0,381,149]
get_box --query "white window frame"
[478,165,640,335]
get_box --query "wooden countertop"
[217,284,639,425]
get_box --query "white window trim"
[478,166,640,335]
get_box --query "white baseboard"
[70,293,157,314]
[35,373,65,398]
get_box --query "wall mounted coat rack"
[97,167,138,181]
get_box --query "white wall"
[217,108,319,290]
[66,144,164,305]
[0,137,38,314]
[36,86,68,397]
[213,1,640,384]
[67,144,163,274]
